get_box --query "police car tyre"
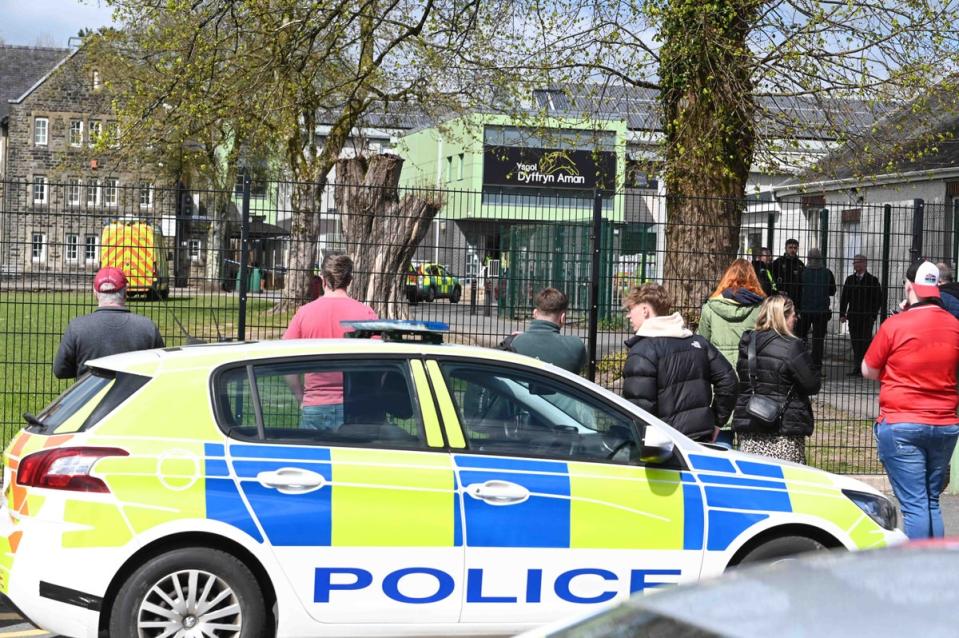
[450,286,462,303]
[109,547,267,638]
[737,535,826,565]
[425,286,436,302]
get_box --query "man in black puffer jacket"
[622,283,737,442]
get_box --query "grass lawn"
[0,290,293,444]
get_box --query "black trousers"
[798,312,830,368]
[847,316,875,370]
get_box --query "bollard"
[470,280,477,315]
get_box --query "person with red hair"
[698,258,766,447]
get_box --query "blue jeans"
[300,404,344,431]
[874,422,959,539]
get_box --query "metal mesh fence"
[0,176,949,474]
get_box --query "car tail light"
[16,447,128,493]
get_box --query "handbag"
[745,335,791,425]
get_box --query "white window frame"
[84,235,98,263]
[34,117,48,146]
[103,178,118,207]
[67,178,81,206]
[139,182,154,208]
[66,234,79,262]
[92,69,102,90]
[457,153,464,180]
[69,120,83,147]
[85,178,100,207]
[88,120,102,146]
[31,233,47,263]
[189,239,202,262]
[32,176,48,204]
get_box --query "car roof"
[86,338,543,376]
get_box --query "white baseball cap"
[906,260,941,298]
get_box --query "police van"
[0,322,903,637]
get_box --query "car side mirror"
[639,424,675,465]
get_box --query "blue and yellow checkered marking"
[200,443,806,553]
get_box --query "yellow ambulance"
[99,220,170,300]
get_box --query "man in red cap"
[53,267,165,379]
[863,260,959,538]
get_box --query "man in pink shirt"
[283,254,377,429]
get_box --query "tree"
[97,0,499,311]
[493,0,959,314]
[336,154,443,317]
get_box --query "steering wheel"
[604,438,634,460]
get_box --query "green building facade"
[397,113,637,319]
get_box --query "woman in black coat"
[732,295,821,463]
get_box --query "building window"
[34,117,48,146]
[69,120,83,147]
[92,69,102,90]
[66,234,79,262]
[84,235,98,263]
[103,178,118,206]
[446,156,453,182]
[233,172,268,198]
[67,178,81,206]
[139,182,154,208]
[189,239,202,262]
[106,122,119,147]
[31,233,47,262]
[457,153,464,180]
[88,120,102,146]
[32,176,48,204]
[85,179,100,207]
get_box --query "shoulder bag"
[745,335,791,425]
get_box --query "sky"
[0,0,115,48]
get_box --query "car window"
[33,370,115,433]
[215,359,428,450]
[439,362,638,463]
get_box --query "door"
[214,358,462,625]
[429,360,704,625]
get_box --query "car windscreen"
[550,605,721,638]
[31,369,150,434]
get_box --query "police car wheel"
[109,547,267,638]
[450,286,462,303]
[737,535,826,565]
[425,286,436,302]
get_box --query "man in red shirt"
[283,254,377,429]
[863,260,959,538]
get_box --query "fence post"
[237,168,251,341]
[587,190,602,382]
[880,204,892,323]
[766,212,775,251]
[953,198,959,266]
[910,198,925,264]
[819,208,829,258]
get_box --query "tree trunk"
[659,0,758,324]
[337,154,442,319]
[279,180,325,310]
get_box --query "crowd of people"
[54,248,959,540]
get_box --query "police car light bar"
[341,320,450,344]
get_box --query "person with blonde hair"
[732,295,821,463]
[622,283,737,443]
[699,258,765,447]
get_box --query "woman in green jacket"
[699,258,766,447]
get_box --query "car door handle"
[256,468,327,494]
[464,480,530,505]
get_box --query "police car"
[0,321,903,637]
